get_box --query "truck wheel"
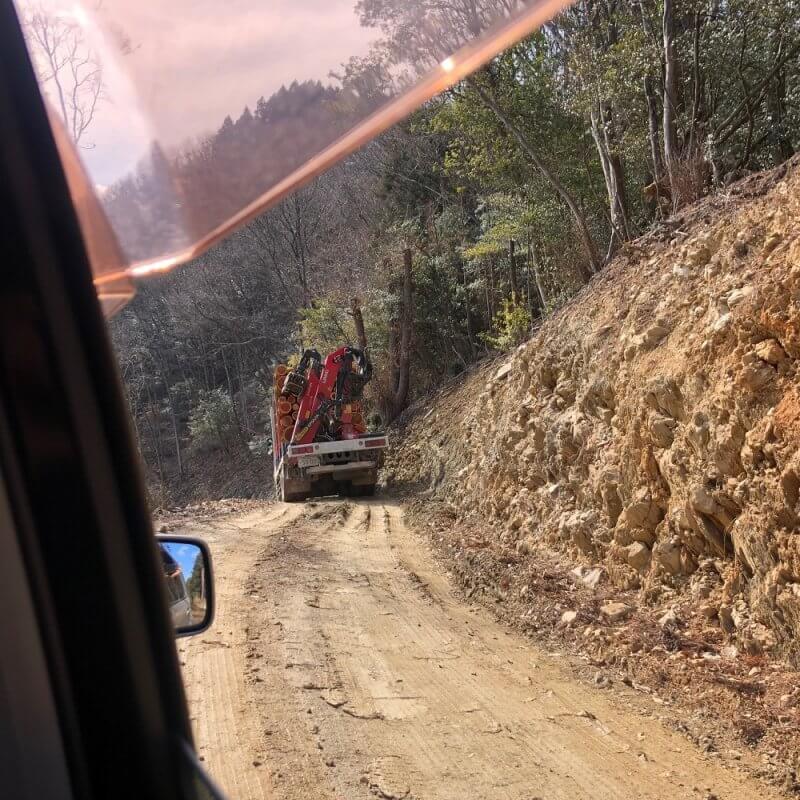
[283,489,309,502]
[283,489,307,502]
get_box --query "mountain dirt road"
[177,500,780,800]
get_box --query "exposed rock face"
[386,162,800,659]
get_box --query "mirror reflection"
[158,540,209,633]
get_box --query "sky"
[16,0,380,184]
[99,0,378,140]
[90,0,379,184]
[164,542,202,582]
[15,0,557,268]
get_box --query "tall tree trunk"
[736,30,756,171]
[350,297,368,351]
[154,352,184,480]
[768,66,795,161]
[456,257,476,358]
[388,248,414,422]
[484,261,492,324]
[663,0,680,185]
[221,348,246,450]
[524,242,542,319]
[525,256,533,318]
[529,243,548,312]
[388,317,400,398]
[508,239,519,300]
[169,406,183,479]
[590,100,631,251]
[468,77,600,277]
[488,259,496,319]
[687,10,706,157]
[608,151,630,232]
[143,378,164,485]
[236,345,250,435]
[644,76,664,183]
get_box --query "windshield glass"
[14,0,570,306]
[80,0,800,795]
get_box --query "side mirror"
[156,535,214,637]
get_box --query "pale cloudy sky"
[17,0,559,265]
[53,0,379,184]
[99,0,377,139]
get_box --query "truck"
[270,346,387,502]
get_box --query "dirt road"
[177,500,780,800]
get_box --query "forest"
[107,0,800,503]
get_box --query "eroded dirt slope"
[384,160,800,789]
[174,500,780,800]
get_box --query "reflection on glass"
[159,541,208,631]
[13,0,572,298]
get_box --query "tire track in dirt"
[180,499,784,799]
[177,504,304,800]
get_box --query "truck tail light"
[365,438,386,448]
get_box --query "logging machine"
[270,347,387,501]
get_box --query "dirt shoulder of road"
[396,490,800,796]
[379,160,800,797]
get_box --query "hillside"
[384,159,800,790]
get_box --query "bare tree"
[23,7,103,147]
[350,298,368,351]
[383,248,414,423]
[662,0,680,185]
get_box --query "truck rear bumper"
[286,435,387,461]
[305,461,376,476]
[275,434,387,485]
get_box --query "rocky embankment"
[384,159,800,790]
